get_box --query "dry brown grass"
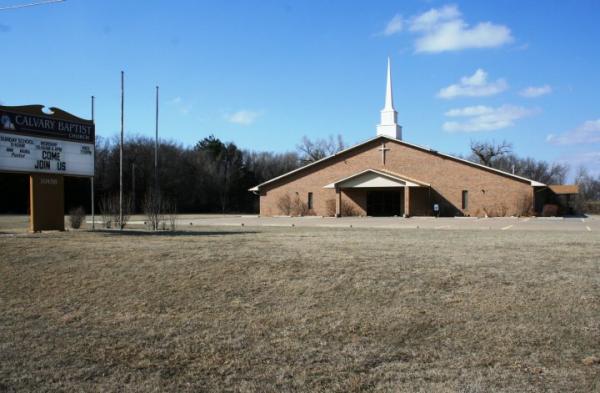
[1,226,599,392]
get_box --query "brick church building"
[250,60,571,217]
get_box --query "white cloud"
[546,119,600,145]
[382,14,403,36]
[226,110,261,126]
[169,96,192,115]
[443,104,537,132]
[519,85,552,98]
[409,5,460,32]
[437,69,508,99]
[404,5,513,53]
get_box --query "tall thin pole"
[119,71,124,230]
[131,162,136,213]
[91,95,95,231]
[155,85,159,194]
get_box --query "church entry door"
[366,189,402,216]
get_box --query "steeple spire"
[384,57,394,111]
[377,57,402,140]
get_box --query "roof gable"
[323,169,430,189]
[249,135,545,191]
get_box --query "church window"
[462,190,469,210]
[307,192,313,210]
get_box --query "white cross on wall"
[378,142,390,165]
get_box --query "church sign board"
[0,105,95,177]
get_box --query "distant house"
[250,60,576,217]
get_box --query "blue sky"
[1,0,599,177]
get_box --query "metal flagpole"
[155,85,159,194]
[131,162,135,213]
[91,95,95,231]
[120,71,124,230]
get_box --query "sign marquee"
[0,105,95,177]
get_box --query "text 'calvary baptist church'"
[0,106,94,177]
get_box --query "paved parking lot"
[171,214,598,232]
[2,214,598,233]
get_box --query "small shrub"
[341,201,358,217]
[542,204,559,217]
[516,194,534,217]
[165,198,178,231]
[584,201,600,214]
[324,197,358,216]
[277,194,292,215]
[325,198,336,216]
[98,195,114,228]
[144,189,164,230]
[143,189,177,231]
[68,206,86,229]
[500,204,508,217]
[99,194,132,229]
[291,195,310,216]
[483,203,509,217]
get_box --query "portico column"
[335,187,342,217]
[404,186,410,217]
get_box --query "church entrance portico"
[324,169,429,217]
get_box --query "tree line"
[1,135,599,214]
[92,134,300,214]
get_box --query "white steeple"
[376,57,402,140]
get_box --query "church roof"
[548,184,579,194]
[249,135,546,192]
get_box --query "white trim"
[248,135,546,191]
[323,169,427,189]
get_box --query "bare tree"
[99,193,131,229]
[164,198,178,231]
[297,134,345,164]
[276,194,292,215]
[573,166,600,214]
[470,140,512,167]
[466,140,569,184]
[243,151,299,182]
[493,155,569,184]
[575,166,600,200]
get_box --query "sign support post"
[30,174,64,231]
[119,71,124,230]
[91,95,95,231]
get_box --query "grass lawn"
[1,227,599,392]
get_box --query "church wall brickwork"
[257,137,535,217]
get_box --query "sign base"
[30,174,64,232]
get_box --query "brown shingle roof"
[548,185,579,194]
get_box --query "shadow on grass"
[94,229,258,237]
